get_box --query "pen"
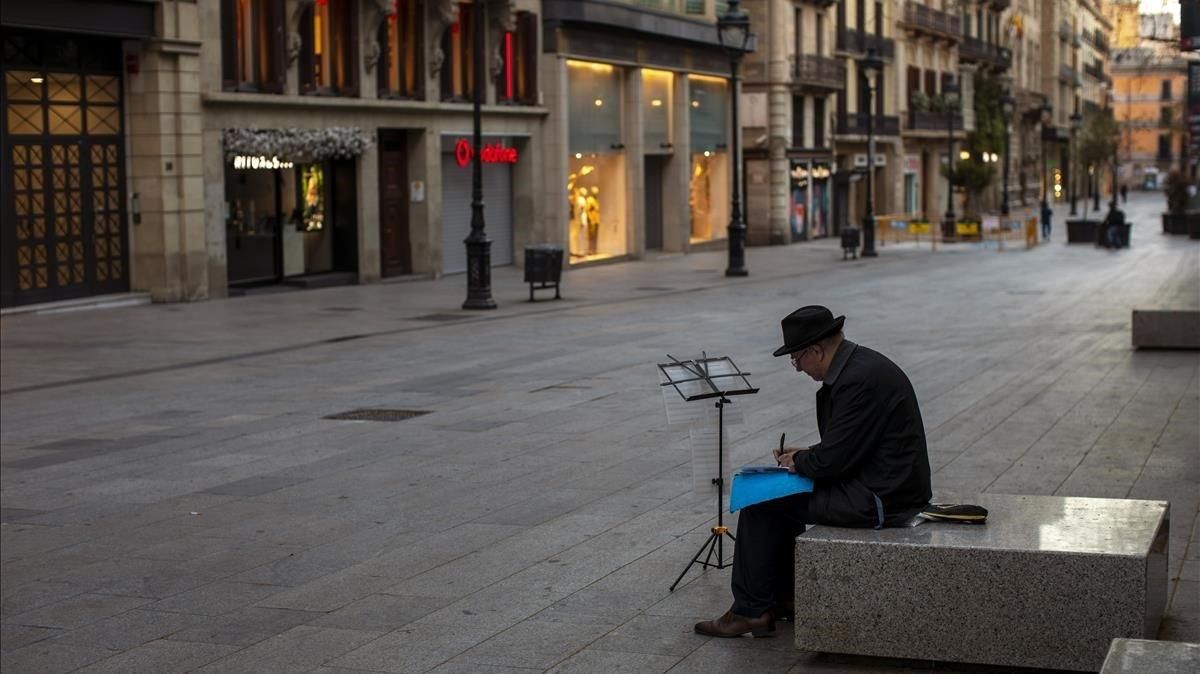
[778,432,786,466]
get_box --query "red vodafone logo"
[454,138,518,167]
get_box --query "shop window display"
[566,60,627,261]
[567,154,627,261]
[688,74,729,243]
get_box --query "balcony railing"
[793,54,846,90]
[1083,61,1105,81]
[907,110,963,132]
[1059,20,1071,41]
[960,36,1012,70]
[837,112,900,137]
[901,1,962,41]
[836,27,896,59]
[1059,63,1076,84]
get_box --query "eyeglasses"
[790,346,817,364]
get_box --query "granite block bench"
[1132,309,1200,349]
[793,494,1169,672]
[1100,638,1200,673]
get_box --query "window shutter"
[440,27,453,100]
[220,0,236,90]
[347,0,360,96]
[267,0,286,93]
[520,11,538,105]
[299,5,314,93]
[377,21,389,96]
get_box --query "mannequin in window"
[575,188,589,256]
[585,189,600,255]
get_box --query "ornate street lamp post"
[942,77,960,241]
[1001,90,1015,217]
[717,0,753,277]
[1039,102,1053,238]
[463,0,496,310]
[860,48,884,257]
[1069,109,1083,216]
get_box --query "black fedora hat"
[772,305,845,357]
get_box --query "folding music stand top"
[658,353,757,591]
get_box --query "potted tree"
[1162,171,1189,235]
[1070,109,1117,243]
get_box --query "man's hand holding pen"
[773,432,799,471]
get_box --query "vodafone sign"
[454,138,519,167]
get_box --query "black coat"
[793,343,932,527]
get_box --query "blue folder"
[729,468,814,513]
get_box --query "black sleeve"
[792,382,880,480]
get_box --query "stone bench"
[1132,309,1200,349]
[1100,638,1200,673]
[794,494,1169,672]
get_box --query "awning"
[222,128,374,163]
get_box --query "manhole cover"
[412,313,471,322]
[324,409,431,422]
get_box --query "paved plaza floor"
[2,192,1197,672]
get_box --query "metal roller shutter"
[440,156,512,274]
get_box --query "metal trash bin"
[524,244,563,301]
[840,227,861,260]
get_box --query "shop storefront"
[904,154,921,216]
[440,134,516,274]
[224,155,358,285]
[221,128,367,288]
[688,75,729,243]
[566,60,627,262]
[789,160,833,240]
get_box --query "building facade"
[2,0,203,308]
[201,0,547,298]
[1108,2,1186,190]
[540,0,741,262]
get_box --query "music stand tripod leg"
[669,530,720,592]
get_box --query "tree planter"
[1189,211,1200,240]
[1066,219,1099,244]
[1162,213,1189,235]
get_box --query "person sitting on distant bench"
[694,306,932,638]
[1100,207,1125,249]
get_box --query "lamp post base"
[725,222,748,276]
[861,216,877,257]
[942,216,957,241]
[463,237,497,310]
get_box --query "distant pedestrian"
[1040,202,1052,241]
[1120,185,1128,203]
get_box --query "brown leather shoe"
[693,610,775,638]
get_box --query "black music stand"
[658,353,758,591]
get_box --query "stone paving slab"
[1,193,1197,671]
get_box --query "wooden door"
[378,132,410,276]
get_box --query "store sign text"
[454,138,518,168]
[232,155,294,170]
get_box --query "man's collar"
[824,339,857,386]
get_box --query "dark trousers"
[730,494,810,618]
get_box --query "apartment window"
[856,0,865,32]
[813,97,826,148]
[1161,106,1173,127]
[837,0,845,33]
[220,0,285,92]
[441,3,475,101]
[379,0,421,99]
[795,8,803,61]
[874,1,883,36]
[1161,79,1172,100]
[816,13,825,55]
[793,96,806,147]
[300,0,357,95]
[907,66,920,103]
[924,69,937,96]
[496,11,538,104]
[1158,134,1171,159]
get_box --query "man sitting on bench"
[694,305,933,638]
